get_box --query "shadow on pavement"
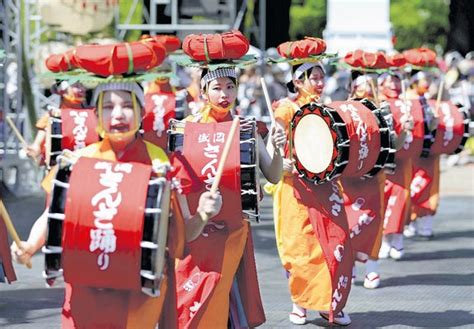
[380,272,474,287]
[0,288,63,325]
[426,229,474,241]
[401,248,474,261]
[347,310,474,328]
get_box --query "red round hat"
[277,37,327,59]
[141,34,181,53]
[403,48,437,67]
[45,38,167,77]
[386,53,407,68]
[344,49,390,70]
[182,30,249,62]
[45,50,78,73]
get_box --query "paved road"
[1,162,473,328]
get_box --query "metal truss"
[1,0,42,196]
[116,0,237,40]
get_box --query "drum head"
[294,114,334,174]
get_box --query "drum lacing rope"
[52,179,70,189]
[48,213,65,220]
[140,241,158,249]
[149,177,168,185]
[335,160,348,166]
[145,208,162,214]
[240,138,256,144]
[42,268,63,280]
[337,140,350,147]
[42,245,63,254]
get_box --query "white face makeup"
[101,90,138,134]
[203,77,237,109]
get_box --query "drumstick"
[5,117,28,147]
[260,77,276,126]
[288,121,294,161]
[434,78,444,118]
[209,117,240,195]
[261,77,284,156]
[401,78,408,104]
[0,200,32,269]
[368,78,379,107]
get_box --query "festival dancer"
[377,54,420,261]
[25,81,88,162]
[268,37,353,326]
[173,30,285,328]
[141,35,191,149]
[10,38,222,329]
[0,213,16,284]
[403,48,440,239]
[335,50,401,289]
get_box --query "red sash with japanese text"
[60,108,99,151]
[386,99,424,159]
[174,121,246,328]
[410,156,440,217]
[341,173,384,260]
[143,91,177,148]
[428,100,466,155]
[62,157,152,290]
[292,178,352,322]
[0,217,16,283]
[384,159,413,234]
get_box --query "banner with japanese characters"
[342,175,384,260]
[175,121,243,328]
[387,99,424,159]
[292,177,353,321]
[60,108,99,151]
[427,100,466,155]
[62,157,152,290]
[182,121,241,222]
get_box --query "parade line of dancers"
[0,31,470,328]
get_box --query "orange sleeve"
[36,113,50,130]
[274,102,295,131]
[167,191,186,259]
[40,167,57,194]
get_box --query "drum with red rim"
[43,156,171,297]
[427,100,470,155]
[290,102,350,184]
[419,96,437,158]
[385,98,425,159]
[168,117,260,221]
[328,99,391,179]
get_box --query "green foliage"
[118,0,144,41]
[289,0,327,40]
[390,0,449,51]
[288,0,449,52]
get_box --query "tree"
[391,0,449,51]
[289,0,327,40]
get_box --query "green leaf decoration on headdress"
[267,53,338,65]
[174,54,258,70]
[332,61,392,74]
[41,69,175,85]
